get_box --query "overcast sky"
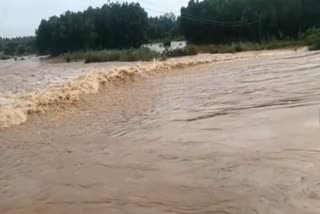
[0,0,189,38]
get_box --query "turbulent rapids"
[0,52,267,129]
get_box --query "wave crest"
[0,54,253,129]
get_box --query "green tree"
[179,0,320,44]
[4,42,18,55]
[0,36,35,56]
[17,46,26,56]
[148,13,180,41]
[36,2,149,55]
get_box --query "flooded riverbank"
[1,49,320,214]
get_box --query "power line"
[110,0,261,27]
[144,7,260,27]
[137,0,260,26]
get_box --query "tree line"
[35,0,320,55]
[2,3,179,57]
[3,0,320,57]
[36,3,148,55]
[36,2,179,55]
[180,0,320,44]
[0,36,35,56]
[148,13,180,42]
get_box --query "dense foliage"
[0,36,35,56]
[303,28,320,50]
[147,13,180,42]
[36,2,149,55]
[180,0,320,44]
[10,0,319,59]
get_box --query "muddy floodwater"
[1,50,320,214]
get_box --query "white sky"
[0,0,190,38]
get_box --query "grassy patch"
[258,40,306,50]
[160,40,304,58]
[188,40,305,54]
[189,43,243,54]
[60,48,160,64]
[309,42,320,51]
[46,40,306,64]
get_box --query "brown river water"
[1,49,320,214]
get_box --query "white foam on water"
[0,50,294,129]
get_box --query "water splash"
[0,55,244,129]
[0,50,294,129]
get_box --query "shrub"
[0,55,10,60]
[65,55,71,63]
[303,28,320,50]
[62,48,161,64]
